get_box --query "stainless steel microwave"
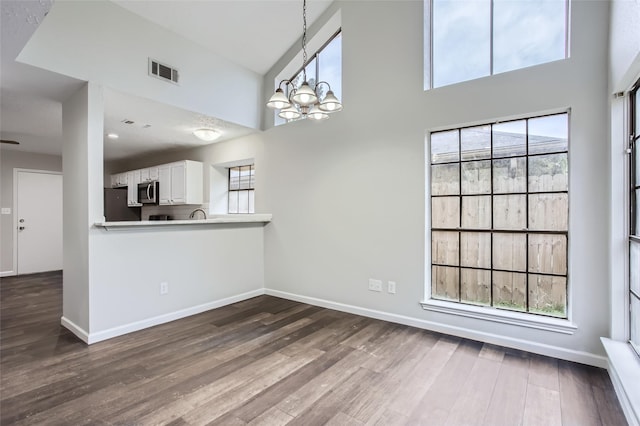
[138,181,159,204]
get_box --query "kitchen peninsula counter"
[94,214,272,229]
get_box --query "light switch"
[1,208,10,215]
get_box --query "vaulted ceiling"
[0,0,333,160]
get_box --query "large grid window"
[430,112,569,318]
[426,0,569,89]
[630,81,640,355]
[228,165,255,214]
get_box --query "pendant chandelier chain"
[302,0,308,75]
[265,0,342,120]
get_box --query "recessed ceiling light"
[192,128,221,142]
[107,133,119,139]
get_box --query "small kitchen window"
[228,165,255,214]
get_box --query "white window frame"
[209,159,255,215]
[628,80,640,356]
[228,164,255,214]
[424,0,571,90]
[602,84,640,426]
[422,111,577,335]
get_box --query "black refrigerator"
[104,188,141,221]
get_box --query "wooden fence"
[431,171,568,316]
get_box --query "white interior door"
[16,170,63,274]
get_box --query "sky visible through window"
[291,33,342,100]
[430,0,568,88]
[318,32,342,101]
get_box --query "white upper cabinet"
[140,167,159,183]
[158,165,172,205]
[127,170,142,206]
[111,172,128,188]
[158,161,203,205]
[140,168,150,183]
[170,162,187,204]
[112,161,203,206]
[149,167,159,181]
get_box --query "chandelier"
[266,0,342,121]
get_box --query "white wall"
[62,82,104,333]
[88,224,265,339]
[250,0,611,364]
[0,149,62,274]
[64,96,266,341]
[18,0,262,130]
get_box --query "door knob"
[19,226,25,230]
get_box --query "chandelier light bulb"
[267,88,291,110]
[299,94,312,104]
[291,82,318,106]
[319,90,343,112]
[279,105,301,120]
[307,104,329,121]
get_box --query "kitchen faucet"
[189,208,207,220]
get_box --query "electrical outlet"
[368,279,382,292]
[160,282,169,295]
[388,281,396,294]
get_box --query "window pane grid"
[430,112,568,318]
[228,165,255,214]
[631,81,640,355]
[428,150,570,168]
[631,294,639,355]
[433,227,568,235]
[432,263,568,278]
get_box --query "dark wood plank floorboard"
[482,352,530,426]
[0,271,627,425]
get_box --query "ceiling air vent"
[148,58,179,84]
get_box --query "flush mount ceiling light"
[107,133,119,139]
[192,128,221,142]
[266,0,342,122]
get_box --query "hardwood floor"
[0,271,627,425]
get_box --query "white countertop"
[94,214,272,228]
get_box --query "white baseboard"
[61,316,90,343]
[0,270,16,277]
[62,286,607,368]
[61,289,265,345]
[265,288,607,368]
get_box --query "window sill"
[601,338,640,425]
[420,299,577,335]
